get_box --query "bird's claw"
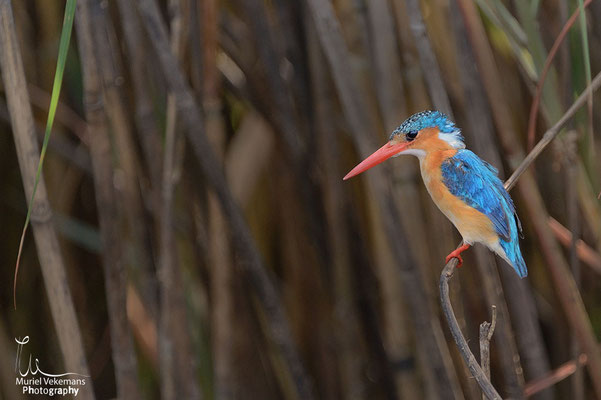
[445,251,464,267]
[445,243,470,268]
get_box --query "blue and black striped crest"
[390,110,465,148]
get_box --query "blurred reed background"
[0,0,600,399]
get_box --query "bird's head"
[343,110,464,180]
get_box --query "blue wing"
[441,150,527,277]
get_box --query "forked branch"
[440,261,502,400]
[440,69,601,399]
[480,306,497,400]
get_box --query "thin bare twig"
[526,0,593,150]
[441,70,601,399]
[506,70,601,191]
[548,217,601,275]
[440,262,502,400]
[479,305,497,400]
[524,353,589,397]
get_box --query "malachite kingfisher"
[344,111,527,278]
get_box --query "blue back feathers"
[441,150,527,277]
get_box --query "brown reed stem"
[0,2,95,399]
[526,0,593,150]
[89,0,158,318]
[76,0,141,397]
[156,0,201,398]
[404,0,453,117]
[548,217,601,274]
[134,0,315,397]
[306,0,463,398]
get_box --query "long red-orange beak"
[343,141,409,180]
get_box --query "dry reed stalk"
[9,0,35,79]
[309,32,366,397]
[548,217,601,274]
[450,5,547,396]
[441,71,601,395]
[0,2,95,399]
[526,0,593,150]
[222,111,276,396]
[223,112,285,399]
[275,158,343,399]
[240,0,331,271]
[404,0,453,117]
[0,98,91,172]
[525,353,589,397]
[575,167,601,251]
[89,0,158,319]
[565,132,584,400]
[157,1,182,397]
[454,0,601,395]
[505,72,601,189]
[221,2,331,284]
[225,112,274,205]
[27,84,89,144]
[75,1,141,397]
[134,1,316,397]
[513,1,563,122]
[389,0,430,111]
[364,2,429,398]
[156,0,202,398]
[0,322,21,399]
[398,1,462,317]
[202,0,235,397]
[114,0,164,209]
[236,0,303,160]
[513,172,601,399]
[126,285,158,367]
[365,0,406,130]
[305,1,463,398]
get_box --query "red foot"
[445,244,471,267]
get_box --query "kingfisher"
[344,111,527,278]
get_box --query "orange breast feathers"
[419,149,499,245]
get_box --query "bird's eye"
[406,130,418,141]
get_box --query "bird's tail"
[499,239,528,278]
